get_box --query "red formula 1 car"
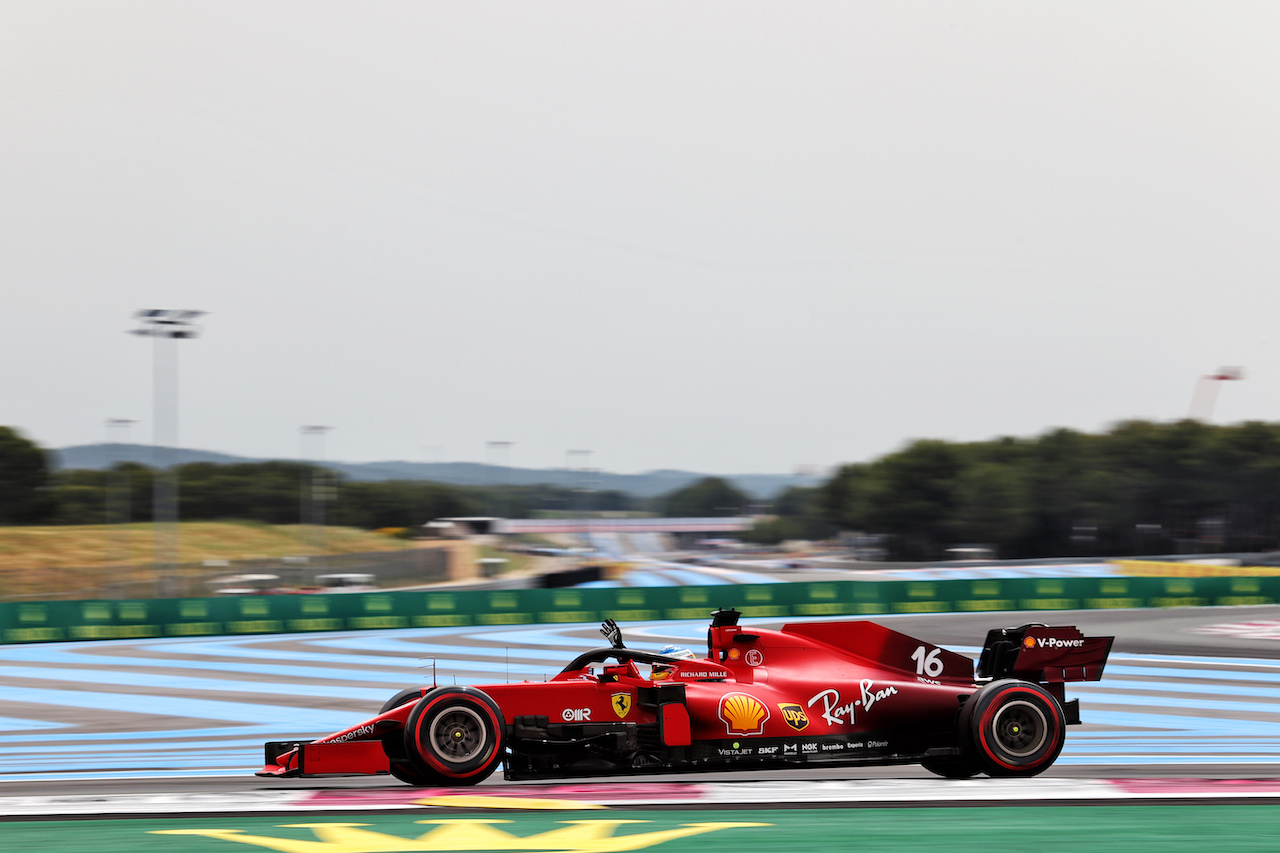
[258,609,1113,785]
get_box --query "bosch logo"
[562,708,592,722]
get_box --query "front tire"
[404,686,505,785]
[966,680,1065,777]
[379,688,434,786]
[381,687,424,714]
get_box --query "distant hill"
[52,444,823,499]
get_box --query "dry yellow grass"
[0,522,414,599]
[0,521,410,571]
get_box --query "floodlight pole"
[105,417,138,568]
[104,418,137,525]
[300,425,333,554]
[1189,367,1244,422]
[567,449,591,517]
[486,441,513,518]
[130,309,205,596]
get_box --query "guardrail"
[3,573,1278,644]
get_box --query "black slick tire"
[966,679,1065,777]
[403,686,505,786]
[379,688,433,786]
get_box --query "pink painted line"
[301,782,707,808]
[1108,778,1280,795]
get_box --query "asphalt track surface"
[2,605,1280,819]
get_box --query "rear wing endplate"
[977,624,1113,683]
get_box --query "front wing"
[259,739,390,778]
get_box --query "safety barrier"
[3,573,1279,644]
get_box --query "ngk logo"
[1036,637,1085,649]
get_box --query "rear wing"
[977,624,1113,683]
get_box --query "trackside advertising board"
[2,574,1277,644]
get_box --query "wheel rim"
[990,699,1048,758]
[428,705,488,764]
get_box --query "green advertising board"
[3,574,1278,644]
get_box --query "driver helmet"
[652,644,696,678]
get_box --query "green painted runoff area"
[3,573,1279,644]
[3,806,1279,852]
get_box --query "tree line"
[0,428,640,529]
[47,461,639,530]
[764,420,1280,559]
[6,421,1280,559]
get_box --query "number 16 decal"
[911,645,944,677]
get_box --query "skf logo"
[778,703,809,732]
[719,692,770,736]
[612,693,632,719]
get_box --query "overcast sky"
[3,2,1279,475]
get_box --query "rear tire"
[920,756,982,779]
[966,680,1065,777]
[404,686,505,785]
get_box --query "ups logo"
[779,702,809,732]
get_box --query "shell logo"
[1023,636,1037,649]
[719,692,770,735]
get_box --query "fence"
[0,548,451,602]
[3,573,1278,644]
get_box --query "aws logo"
[719,692,769,736]
[778,703,809,732]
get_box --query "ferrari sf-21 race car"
[257,609,1113,785]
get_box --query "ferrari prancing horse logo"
[612,693,632,718]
